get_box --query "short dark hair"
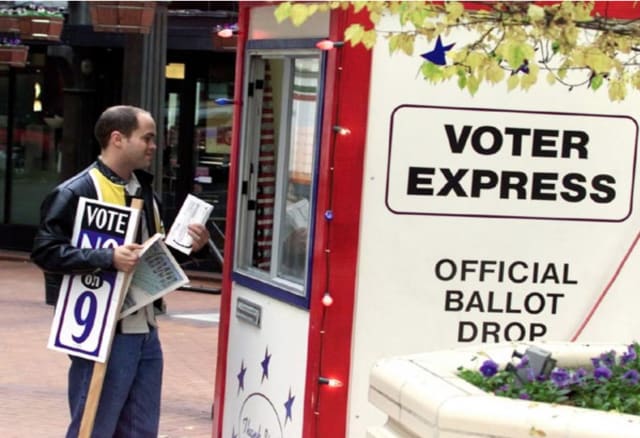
[94,105,148,150]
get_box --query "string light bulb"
[215,98,235,105]
[318,377,344,387]
[316,39,344,51]
[216,23,238,38]
[333,125,351,136]
[322,292,334,307]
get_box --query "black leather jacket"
[31,160,162,305]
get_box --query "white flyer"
[165,194,214,255]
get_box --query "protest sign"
[47,197,140,362]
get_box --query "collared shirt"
[120,172,157,333]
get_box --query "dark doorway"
[162,51,234,274]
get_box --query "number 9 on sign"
[57,273,112,355]
[72,291,97,343]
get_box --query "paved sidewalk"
[0,259,220,438]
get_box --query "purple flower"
[571,368,588,385]
[519,392,531,400]
[551,368,571,388]
[622,369,639,385]
[525,367,536,382]
[594,366,612,380]
[599,351,616,368]
[480,359,499,377]
[621,345,638,365]
[516,355,529,369]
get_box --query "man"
[31,105,210,437]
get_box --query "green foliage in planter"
[0,4,63,18]
[458,343,640,415]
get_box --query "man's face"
[123,113,157,170]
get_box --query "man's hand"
[113,243,144,272]
[187,223,210,253]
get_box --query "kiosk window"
[236,53,322,297]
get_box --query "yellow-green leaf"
[388,33,400,54]
[608,79,626,102]
[590,74,603,91]
[306,3,318,17]
[496,41,535,69]
[352,1,368,13]
[632,71,640,90]
[467,75,480,95]
[529,426,547,437]
[457,72,467,89]
[445,2,464,23]
[527,4,545,22]
[362,29,377,49]
[397,33,414,56]
[290,3,310,27]
[485,61,505,84]
[274,2,292,23]
[442,65,457,80]
[583,48,614,74]
[520,64,539,90]
[507,74,520,91]
[466,51,485,70]
[421,62,444,83]
[345,23,365,46]
[546,71,556,85]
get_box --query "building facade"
[0,1,235,273]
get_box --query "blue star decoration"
[420,35,455,66]
[237,360,247,394]
[261,347,272,383]
[284,388,295,425]
[512,59,530,75]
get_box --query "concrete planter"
[368,342,640,438]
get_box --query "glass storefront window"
[10,71,61,224]
[0,72,6,221]
[192,79,233,225]
[0,59,63,226]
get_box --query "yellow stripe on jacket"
[88,167,127,206]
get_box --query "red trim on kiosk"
[211,4,249,436]
[302,7,373,438]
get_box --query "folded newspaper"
[120,233,189,318]
[165,194,214,255]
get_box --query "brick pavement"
[0,259,220,438]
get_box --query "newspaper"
[120,233,189,318]
[165,194,214,255]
